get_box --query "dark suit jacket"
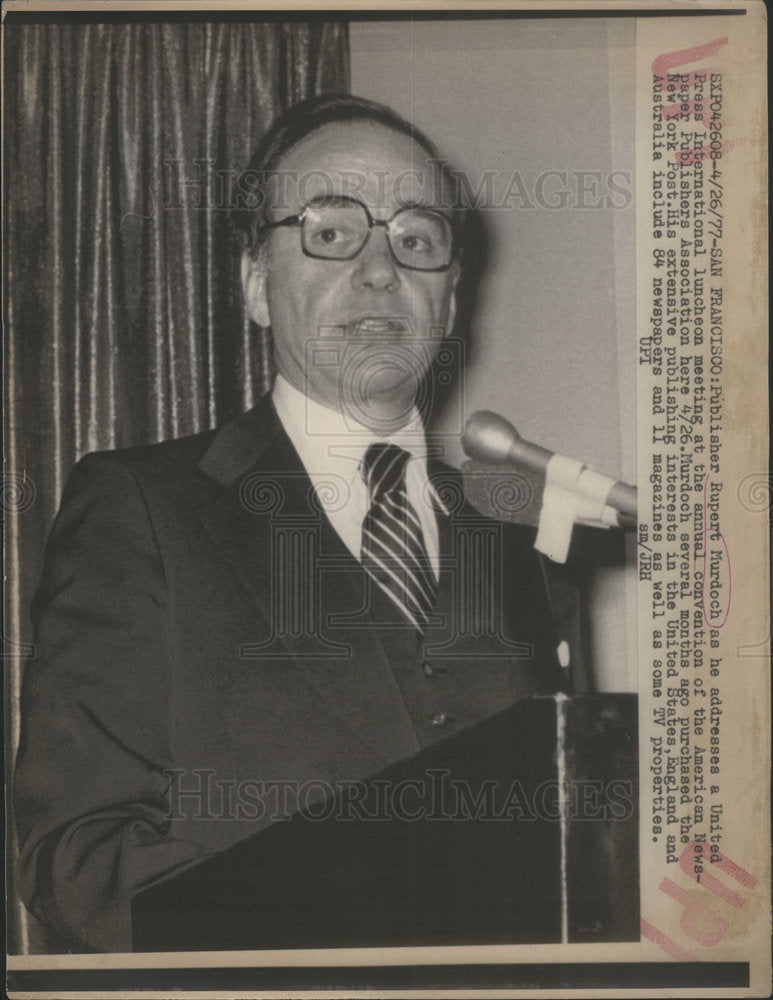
[14,394,566,952]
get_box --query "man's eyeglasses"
[258,196,456,272]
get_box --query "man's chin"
[338,374,424,423]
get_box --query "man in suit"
[14,94,566,953]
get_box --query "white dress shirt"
[271,374,448,580]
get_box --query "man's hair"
[233,92,468,257]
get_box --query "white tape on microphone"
[535,458,617,562]
[535,454,584,563]
[574,467,617,526]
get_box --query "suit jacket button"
[431,710,451,727]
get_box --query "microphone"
[462,410,637,522]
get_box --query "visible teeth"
[357,318,402,331]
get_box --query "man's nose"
[351,227,400,291]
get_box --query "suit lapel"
[194,395,419,764]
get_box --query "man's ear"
[240,250,271,328]
[444,266,461,336]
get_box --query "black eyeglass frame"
[256,195,458,273]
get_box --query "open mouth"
[349,316,409,336]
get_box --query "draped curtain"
[4,18,349,953]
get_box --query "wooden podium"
[132,694,638,952]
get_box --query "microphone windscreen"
[462,411,520,464]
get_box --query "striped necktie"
[360,442,438,631]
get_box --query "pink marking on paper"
[694,474,732,629]
[643,844,757,957]
[641,918,698,960]
[652,38,728,76]
[662,100,712,130]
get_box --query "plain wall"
[350,18,637,691]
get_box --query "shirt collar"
[271,373,451,513]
